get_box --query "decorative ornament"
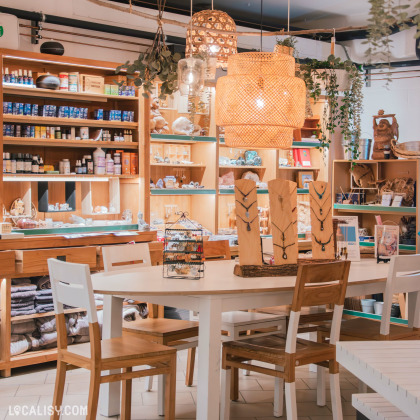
[215,51,306,149]
[178,0,205,96]
[185,7,237,69]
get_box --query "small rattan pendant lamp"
[215,0,306,149]
[185,0,237,69]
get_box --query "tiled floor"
[0,349,358,420]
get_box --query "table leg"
[196,297,222,420]
[99,295,124,417]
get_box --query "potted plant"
[274,36,297,56]
[299,55,364,160]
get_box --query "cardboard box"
[0,223,12,234]
[80,74,104,94]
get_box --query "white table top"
[337,341,420,420]
[92,259,388,296]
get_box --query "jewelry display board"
[234,179,262,265]
[268,179,298,265]
[309,181,334,259]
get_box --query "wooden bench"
[353,393,410,420]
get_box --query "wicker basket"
[391,139,420,158]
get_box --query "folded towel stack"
[35,288,54,313]
[11,279,37,317]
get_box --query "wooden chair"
[317,254,420,399]
[101,243,198,416]
[48,258,177,420]
[220,260,351,420]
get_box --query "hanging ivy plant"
[115,0,180,99]
[299,55,364,162]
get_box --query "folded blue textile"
[36,289,53,296]
[35,295,53,303]
[11,302,35,309]
[11,284,37,293]
[11,309,36,316]
[11,290,36,299]
[35,303,55,313]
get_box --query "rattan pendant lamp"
[215,0,306,149]
[185,0,237,69]
[178,0,205,96]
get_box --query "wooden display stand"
[309,181,334,259]
[268,179,298,264]
[234,179,261,266]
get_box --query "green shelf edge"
[297,188,309,194]
[12,224,139,236]
[334,204,416,213]
[151,189,216,195]
[219,189,269,195]
[360,241,416,251]
[292,141,322,148]
[343,309,408,325]
[151,134,216,143]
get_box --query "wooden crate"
[0,251,16,276]
[15,246,98,274]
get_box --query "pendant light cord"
[190,0,193,57]
[287,0,290,32]
[211,0,214,10]
[260,0,263,52]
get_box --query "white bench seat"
[353,393,411,420]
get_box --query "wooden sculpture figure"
[372,109,399,159]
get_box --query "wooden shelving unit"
[332,159,420,253]
[4,137,139,149]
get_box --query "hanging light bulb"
[178,0,205,96]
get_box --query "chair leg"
[230,367,239,401]
[87,368,101,420]
[145,375,153,391]
[285,381,298,420]
[242,360,251,376]
[51,360,67,420]
[358,379,367,393]
[220,368,231,420]
[158,374,165,416]
[330,373,343,420]
[164,354,177,420]
[274,366,284,418]
[121,367,132,420]
[185,347,196,387]
[317,365,327,406]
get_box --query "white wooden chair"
[48,258,177,420]
[317,254,420,403]
[102,242,199,416]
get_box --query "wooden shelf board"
[4,137,139,149]
[291,141,322,148]
[219,188,269,195]
[334,203,416,214]
[12,223,139,236]
[9,348,59,368]
[334,159,418,163]
[278,166,320,171]
[151,134,216,143]
[4,174,137,181]
[219,165,265,169]
[11,307,88,322]
[150,188,216,195]
[3,85,138,102]
[3,115,138,129]
[150,163,206,168]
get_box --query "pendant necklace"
[271,221,295,259]
[313,233,333,251]
[309,191,330,215]
[310,206,331,231]
[236,214,258,231]
[312,183,326,200]
[235,185,256,202]
[235,199,256,218]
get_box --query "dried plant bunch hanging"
[216,51,306,149]
[186,9,237,68]
[115,0,180,99]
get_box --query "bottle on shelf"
[75,160,82,174]
[3,67,10,83]
[11,154,17,174]
[81,158,87,174]
[24,154,32,174]
[114,152,122,175]
[16,153,24,174]
[23,69,28,85]
[38,157,44,174]
[31,156,39,174]
[28,70,34,85]
[10,71,16,84]
[86,155,94,174]
[93,148,105,175]
[17,69,23,84]
[105,154,114,175]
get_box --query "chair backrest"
[203,240,231,260]
[286,260,350,353]
[380,254,420,336]
[48,258,100,358]
[102,242,152,272]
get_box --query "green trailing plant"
[300,55,364,162]
[276,36,298,49]
[115,0,180,99]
